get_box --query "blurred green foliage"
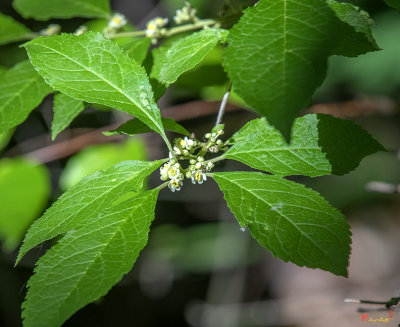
[59,138,147,190]
[317,10,400,97]
[0,158,50,251]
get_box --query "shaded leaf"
[223,0,340,139]
[51,93,86,140]
[0,12,31,45]
[0,60,53,133]
[22,190,158,327]
[213,171,351,276]
[225,114,385,177]
[23,32,166,137]
[122,37,151,65]
[104,117,190,137]
[13,0,110,20]
[151,28,228,85]
[328,0,379,57]
[0,128,14,152]
[0,158,50,251]
[16,160,163,264]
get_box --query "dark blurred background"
[0,0,400,326]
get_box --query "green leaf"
[0,60,53,133]
[60,138,147,190]
[327,0,379,57]
[223,0,340,139]
[213,171,351,276]
[0,128,14,152]
[225,114,385,177]
[16,159,163,264]
[0,158,50,251]
[0,12,31,45]
[122,38,151,65]
[22,189,159,327]
[151,28,228,85]
[384,0,400,12]
[13,0,110,20]
[52,93,86,140]
[23,32,166,138]
[104,117,190,137]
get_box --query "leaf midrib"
[18,164,155,261]
[32,201,148,324]
[217,174,334,262]
[35,42,162,133]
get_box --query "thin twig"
[345,296,400,309]
[215,82,232,126]
[108,19,218,40]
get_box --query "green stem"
[108,30,146,39]
[161,133,176,161]
[204,154,225,165]
[155,181,169,191]
[108,19,218,40]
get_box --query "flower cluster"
[172,136,198,156]
[204,125,226,153]
[160,161,184,192]
[173,2,198,25]
[145,17,169,43]
[186,156,214,185]
[40,24,61,36]
[160,125,228,192]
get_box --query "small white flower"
[195,162,203,169]
[168,178,182,192]
[160,163,170,181]
[145,22,157,38]
[40,24,61,36]
[145,17,168,39]
[206,162,214,171]
[74,25,88,36]
[168,164,181,180]
[191,170,207,184]
[173,2,197,25]
[173,146,182,155]
[154,17,168,28]
[185,138,195,150]
[109,13,127,29]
